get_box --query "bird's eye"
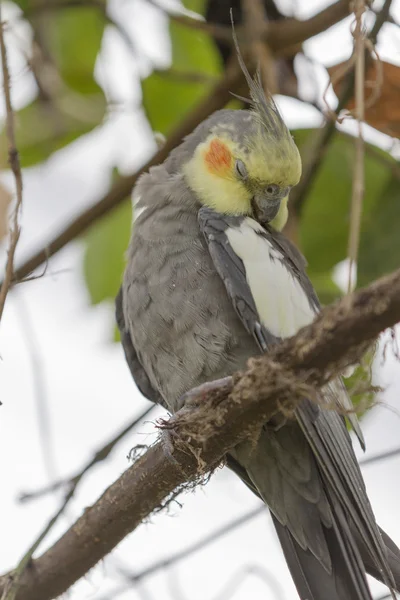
[235,159,248,180]
[266,184,280,196]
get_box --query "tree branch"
[347,0,366,293]
[290,0,392,217]
[0,10,24,322]
[19,405,155,502]
[2,265,400,600]
[265,0,352,52]
[148,0,352,51]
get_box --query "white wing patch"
[134,205,147,221]
[132,193,147,223]
[226,218,317,338]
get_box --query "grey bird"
[116,57,400,599]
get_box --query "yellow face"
[184,130,302,231]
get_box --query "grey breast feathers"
[122,165,258,411]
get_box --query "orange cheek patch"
[204,139,232,175]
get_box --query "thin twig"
[291,0,393,217]
[209,564,285,600]
[117,506,265,584]
[347,0,366,293]
[2,265,400,600]
[146,0,232,41]
[1,476,90,600]
[2,406,154,600]
[19,0,137,57]
[0,11,23,322]
[154,68,218,85]
[338,131,400,182]
[242,0,277,94]
[19,404,155,502]
[14,293,56,481]
[95,563,286,600]
[6,62,243,286]
[360,446,400,467]
[147,0,354,53]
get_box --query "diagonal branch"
[290,0,392,217]
[265,0,352,52]
[2,265,400,600]
[8,62,242,286]
[19,405,155,502]
[148,0,352,51]
[0,10,24,322]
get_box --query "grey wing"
[198,206,397,598]
[116,287,167,409]
[296,400,395,589]
[265,226,320,311]
[268,228,366,446]
[198,208,278,352]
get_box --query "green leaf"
[16,3,105,96]
[181,0,207,15]
[294,130,395,277]
[6,95,104,167]
[83,200,131,305]
[47,7,105,95]
[358,175,400,286]
[142,21,221,135]
[5,3,106,165]
[309,271,343,306]
[343,345,378,419]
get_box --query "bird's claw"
[179,376,233,409]
[160,426,181,466]
[159,376,233,465]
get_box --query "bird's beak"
[251,189,289,225]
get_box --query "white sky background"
[1,1,400,599]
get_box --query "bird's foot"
[160,427,180,465]
[179,376,233,409]
[159,376,233,465]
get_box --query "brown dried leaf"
[328,59,400,138]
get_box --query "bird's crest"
[230,12,290,142]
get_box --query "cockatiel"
[116,51,400,600]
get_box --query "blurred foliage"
[294,130,396,287]
[329,59,400,139]
[183,0,208,13]
[84,200,131,307]
[45,7,105,95]
[10,97,104,166]
[1,3,106,166]
[306,271,343,306]
[141,23,221,135]
[84,166,131,307]
[358,175,400,286]
[343,345,378,419]
[4,0,398,411]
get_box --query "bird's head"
[183,42,301,231]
